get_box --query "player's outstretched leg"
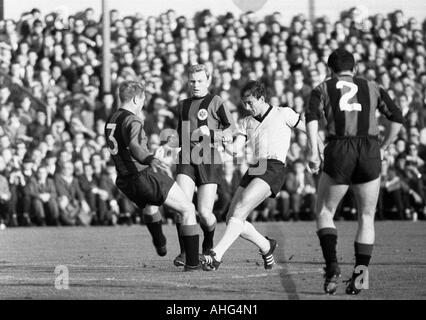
[240,221,277,269]
[345,178,380,295]
[164,182,200,271]
[143,206,167,257]
[197,184,218,254]
[316,173,349,294]
[201,180,272,271]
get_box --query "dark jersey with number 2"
[305,73,403,137]
[105,109,154,177]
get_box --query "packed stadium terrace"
[0,7,425,228]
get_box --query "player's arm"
[223,118,247,159]
[213,101,238,144]
[377,87,403,155]
[223,133,246,158]
[176,101,183,148]
[126,119,169,173]
[304,87,324,173]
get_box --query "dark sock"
[317,228,339,272]
[353,242,373,273]
[200,222,216,252]
[176,222,185,254]
[180,224,199,267]
[144,213,166,247]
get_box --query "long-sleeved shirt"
[105,109,153,177]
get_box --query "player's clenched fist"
[196,125,211,137]
[307,152,321,174]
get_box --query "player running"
[105,81,201,271]
[200,80,306,271]
[306,48,403,294]
[173,64,237,267]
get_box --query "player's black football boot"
[344,274,363,295]
[323,266,341,295]
[154,244,167,257]
[173,252,185,267]
[153,236,167,257]
[200,250,221,271]
[260,237,277,270]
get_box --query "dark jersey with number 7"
[305,74,403,137]
[105,109,154,177]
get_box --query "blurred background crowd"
[0,6,425,228]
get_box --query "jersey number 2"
[106,123,118,155]
[336,81,362,112]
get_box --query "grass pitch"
[0,221,425,300]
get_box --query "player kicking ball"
[200,81,306,271]
[306,48,403,294]
[105,81,201,271]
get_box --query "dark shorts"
[323,136,381,185]
[176,148,223,186]
[239,159,286,198]
[115,168,174,209]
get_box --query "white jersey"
[238,105,301,164]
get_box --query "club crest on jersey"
[197,109,208,121]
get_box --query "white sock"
[240,221,270,254]
[213,217,245,261]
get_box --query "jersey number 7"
[106,123,118,155]
[336,81,362,112]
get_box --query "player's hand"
[196,125,211,137]
[307,151,321,174]
[221,131,233,144]
[166,134,179,148]
[150,157,170,175]
[380,148,386,161]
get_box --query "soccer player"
[173,64,237,266]
[305,48,403,294]
[200,80,306,271]
[105,80,201,271]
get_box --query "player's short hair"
[327,48,355,73]
[240,80,266,100]
[118,81,145,104]
[187,64,210,79]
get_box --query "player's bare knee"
[317,206,335,219]
[181,202,196,218]
[230,205,249,221]
[279,191,289,199]
[359,212,375,225]
[198,207,214,219]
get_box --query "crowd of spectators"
[0,6,426,228]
